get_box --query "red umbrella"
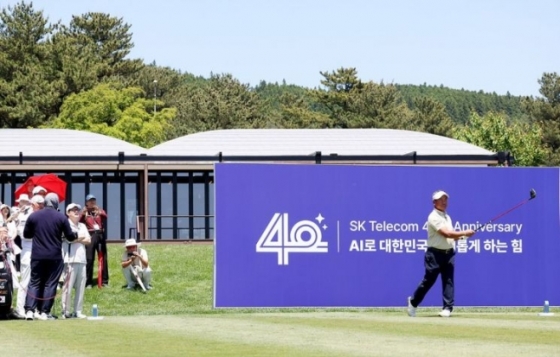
[15,174,67,202]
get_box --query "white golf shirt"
[427,209,455,250]
[63,221,90,264]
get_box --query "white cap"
[432,190,449,201]
[66,203,81,213]
[31,195,45,205]
[17,193,30,203]
[124,238,140,247]
[32,186,47,195]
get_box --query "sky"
[2,0,559,96]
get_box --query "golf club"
[475,189,537,232]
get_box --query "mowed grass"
[1,243,559,357]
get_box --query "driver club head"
[530,188,537,200]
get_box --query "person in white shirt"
[121,239,152,290]
[407,190,475,318]
[0,225,21,319]
[0,203,18,245]
[61,203,91,319]
[0,203,11,226]
[0,203,20,317]
[13,194,36,317]
[0,203,18,251]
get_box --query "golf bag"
[0,249,14,319]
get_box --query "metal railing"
[132,214,214,240]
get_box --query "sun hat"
[124,238,140,247]
[17,194,30,203]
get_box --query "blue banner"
[214,164,560,308]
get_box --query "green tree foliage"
[273,92,332,128]
[253,80,331,128]
[312,67,363,128]
[312,67,411,129]
[49,30,103,98]
[254,80,313,114]
[396,83,527,124]
[252,68,473,138]
[0,2,144,128]
[522,72,560,165]
[164,73,265,138]
[60,12,143,80]
[45,83,175,148]
[453,112,547,166]
[256,79,529,130]
[0,2,58,127]
[407,97,454,137]
[127,63,184,102]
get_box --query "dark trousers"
[24,259,64,314]
[410,247,455,311]
[86,231,109,285]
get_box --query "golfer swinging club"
[407,190,475,318]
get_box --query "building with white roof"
[148,128,494,157]
[0,128,510,241]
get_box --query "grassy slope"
[81,243,215,316]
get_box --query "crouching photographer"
[121,239,152,291]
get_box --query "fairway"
[2,312,560,356]
[1,244,559,356]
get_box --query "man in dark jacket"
[23,193,77,320]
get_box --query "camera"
[127,252,135,258]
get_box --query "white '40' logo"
[256,213,329,265]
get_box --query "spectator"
[23,193,77,321]
[0,203,10,226]
[0,225,22,319]
[121,239,152,290]
[61,203,91,319]
[81,194,109,288]
[0,207,21,319]
[9,194,32,273]
[0,203,17,242]
[13,194,36,318]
